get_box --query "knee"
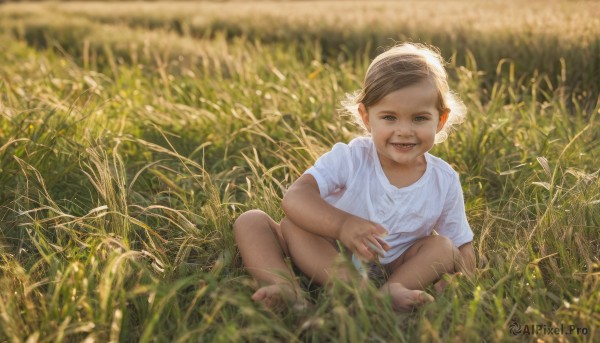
[233,209,268,236]
[429,235,456,251]
[429,234,453,244]
[425,235,459,263]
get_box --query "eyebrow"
[376,110,434,116]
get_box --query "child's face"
[358,80,448,172]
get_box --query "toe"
[417,291,434,304]
[251,288,267,301]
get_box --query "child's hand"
[338,215,390,261]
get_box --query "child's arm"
[282,174,389,260]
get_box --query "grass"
[0,0,599,342]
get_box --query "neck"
[379,154,427,188]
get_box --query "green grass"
[0,1,599,342]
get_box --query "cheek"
[372,126,394,138]
[423,128,439,139]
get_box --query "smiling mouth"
[390,143,416,149]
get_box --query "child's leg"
[233,210,305,308]
[281,217,353,285]
[381,235,459,311]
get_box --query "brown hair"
[342,43,466,143]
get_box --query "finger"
[372,223,389,237]
[373,235,390,251]
[366,239,386,257]
[357,244,374,261]
[367,235,389,253]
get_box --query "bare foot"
[251,284,311,311]
[384,283,434,312]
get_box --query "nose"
[394,121,413,136]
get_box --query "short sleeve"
[434,172,473,247]
[304,142,354,198]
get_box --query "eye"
[383,115,396,121]
[414,116,429,122]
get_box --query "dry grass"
[0,1,599,341]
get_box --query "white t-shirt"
[304,137,473,264]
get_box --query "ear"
[358,103,371,132]
[436,109,449,132]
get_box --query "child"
[234,43,475,311]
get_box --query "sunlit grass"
[2,0,599,96]
[0,1,599,341]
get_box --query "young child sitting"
[234,43,475,312]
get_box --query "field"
[0,0,599,342]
